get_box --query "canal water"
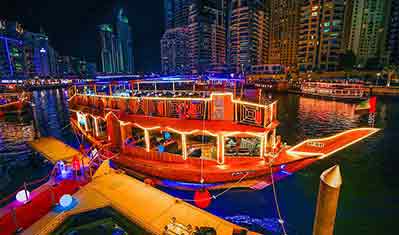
[0,89,397,235]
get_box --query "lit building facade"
[268,0,300,67]
[0,21,25,78]
[97,24,116,73]
[115,9,134,73]
[0,36,25,78]
[161,27,190,74]
[228,0,269,73]
[97,8,135,74]
[23,32,51,76]
[387,0,399,65]
[57,56,73,75]
[298,0,346,72]
[48,45,59,75]
[188,0,226,74]
[345,0,391,67]
[164,0,193,30]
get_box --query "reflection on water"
[32,89,74,145]
[0,88,74,198]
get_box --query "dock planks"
[22,171,254,235]
[28,137,83,164]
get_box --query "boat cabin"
[69,79,280,165]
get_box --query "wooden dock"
[28,137,83,164]
[22,167,254,235]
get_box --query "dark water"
[0,89,75,199]
[0,89,397,235]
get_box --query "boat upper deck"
[69,90,279,130]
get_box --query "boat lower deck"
[70,116,379,188]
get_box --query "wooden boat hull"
[70,115,379,190]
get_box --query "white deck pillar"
[181,133,187,160]
[144,129,150,152]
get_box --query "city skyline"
[1,0,163,73]
[1,0,398,76]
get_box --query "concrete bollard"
[313,165,342,235]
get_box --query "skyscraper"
[228,0,269,73]
[48,45,59,75]
[298,0,346,72]
[188,0,226,74]
[0,21,25,78]
[345,0,391,67]
[23,32,50,76]
[268,0,300,67]
[97,24,116,73]
[0,36,25,78]
[115,9,134,73]
[387,0,399,65]
[161,27,190,74]
[97,8,134,74]
[164,0,193,30]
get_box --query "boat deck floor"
[28,137,86,164]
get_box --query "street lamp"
[376,72,381,86]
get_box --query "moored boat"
[0,92,31,115]
[68,78,379,189]
[301,79,366,102]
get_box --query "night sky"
[1,0,164,72]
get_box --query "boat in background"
[0,92,31,116]
[301,79,366,102]
[0,83,31,116]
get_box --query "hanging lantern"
[194,189,212,209]
[72,155,80,171]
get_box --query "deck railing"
[70,92,278,128]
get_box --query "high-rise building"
[161,27,190,74]
[228,0,269,73]
[298,0,346,72]
[164,0,193,30]
[23,32,50,76]
[57,56,73,75]
[86,62,97,75]
[387,0,399,65]
[48,45,59,75]
[97,8,134,74]
[0,36,25,78]
[0,21,26,78]
[97,24,116,73]
[268,0,300,67]
[115,9,134,73]
[345,0,391,67]
[188,0,226,74]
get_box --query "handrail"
[0,164,58,206]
